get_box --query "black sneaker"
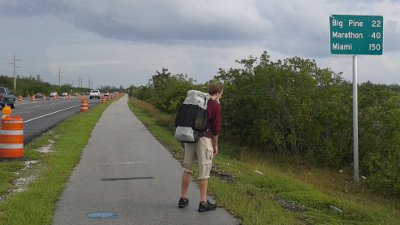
[198,200,217,212]
[178,197,189,208]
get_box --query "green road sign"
[330,15,383,55]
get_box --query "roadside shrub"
[215,51,400,196]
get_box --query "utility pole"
[9,53,21,92]
[58,68,62,87]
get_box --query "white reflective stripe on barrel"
[0,130,24,135]
[0,144,24,149]
[3,120,23,124]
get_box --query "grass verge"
[0,101,111,225]
[128,97,400,225]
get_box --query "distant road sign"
[330,15,383,55]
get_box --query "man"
[178,82,223,212]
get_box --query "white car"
[89,90,101,99]
[49,92,58,98]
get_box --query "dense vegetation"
[130,51,400,197]
[128,68,203,114]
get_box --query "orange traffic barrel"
[102,96,106,103]
[80,99,88,112]
[0,115,24,158]
[18,95,22,102]
[31,95,36,102]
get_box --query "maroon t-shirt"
[204,99,222,138]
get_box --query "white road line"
[28,105,41,109]
[24,104,81,124]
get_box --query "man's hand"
[212,135,219,157]
[213,146,218,157]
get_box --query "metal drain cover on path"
[87,211,118,219]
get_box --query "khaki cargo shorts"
[183,137,213,179]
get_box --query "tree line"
[0,75,89,96]
[130,51,400,197]
[0,75,125,96]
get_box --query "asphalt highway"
[1,96,101,143]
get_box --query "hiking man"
[178,82,223,212]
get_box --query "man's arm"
[212,134,219,156]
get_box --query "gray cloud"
[0,0,67,15]
[69,1,274,43]
[384,20,400,51]
[1,0,274,43]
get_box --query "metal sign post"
[330,15,383,184]
[352,55,359,183]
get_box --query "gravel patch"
[1,160,40,201]
[12,175,37,193]
[35,139,54,153]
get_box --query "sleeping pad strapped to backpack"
[174,90,210,143]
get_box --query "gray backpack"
[174,90,210,142]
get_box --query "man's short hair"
[208,82,223,95]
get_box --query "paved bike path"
[53,95,239,225]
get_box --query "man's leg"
[196,138,217,212]
[179,143,195,208]
[197,138,213,202]
[181,171,192,198]
[199,178,208,202]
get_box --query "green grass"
[128,97,400,225]
[0,100,111,225]
[0,161,25,197]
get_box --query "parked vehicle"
[89,90,101,99]
[49,92,58,98]
[0,87,16,108]
[35,93,44,98]
[61,92,68,97]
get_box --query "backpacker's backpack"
[174,90,210,142]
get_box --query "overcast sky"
[0,0,399,88]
